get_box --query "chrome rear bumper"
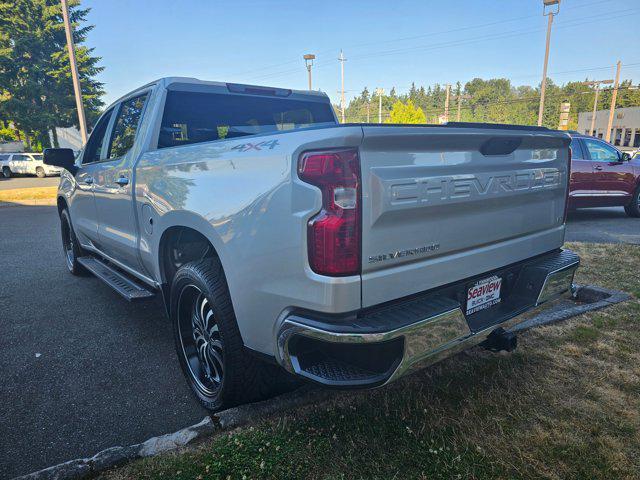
[276,249,579,388]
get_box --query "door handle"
[114,176,129,186]
[594,165,603,171]
[83,176,94,185]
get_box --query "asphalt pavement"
[0,176,60,190]
[0,205,638,478]
[565,207,640,244]
[0,206,205,479]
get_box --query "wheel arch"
[57,195,68,216]
[155,215,230,316]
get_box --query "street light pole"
[61,0,88,144]
[444,84,451,123]
[590,84,601,137]
[339,50,346,123]
[537,0,560,127]
[375,88,384,123]
[303,54,315,90]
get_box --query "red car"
[569,133,640,217]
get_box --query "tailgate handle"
[480,137,522,156]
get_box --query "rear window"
[158,90,336,149]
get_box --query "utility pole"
[537,0,560,127]
[303,54,315,90]
[61,0,87,144]
[338,50,346,123]
[375,88,384,123]
[605,61,622,143]
[582,79,613,136]
[444,84,451,123]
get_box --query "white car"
[0,152,62,178]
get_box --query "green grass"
[102,242,640,480]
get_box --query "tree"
[386,99,426,124]
[0,0,104,149]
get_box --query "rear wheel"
[36,166,45,178]
[171,257,291,411]
[624,186,640,218]
[2,167,11,178]
[60,209,86,275]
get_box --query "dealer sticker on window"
[466,275,502,315]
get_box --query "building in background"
[577,106,640,151]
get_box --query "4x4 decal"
[231,140,280,152]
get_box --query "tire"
[36,166,45,178]
[60,209,87,275]
[171,258,291,411]
[624,186,640,218]
[2,167,11,178]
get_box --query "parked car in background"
[0,152,62,178]
[568,133,640,217]
[44,77,579,411]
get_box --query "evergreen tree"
[0,0,104,149]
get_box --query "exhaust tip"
[480,327,517,353]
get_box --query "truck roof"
[108,76,330,110]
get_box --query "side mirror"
[43,148,77,174]
[621,152,631,161]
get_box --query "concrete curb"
[14,285,632,480]
[0,198,57,208]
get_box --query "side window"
[570,139,585,160]
[108,94,148,159]
[0,154,9,161]
[83,109,114,164]
[13,154,28,161]
[583,139,620,162]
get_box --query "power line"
[245,8,638,83]
[225,0,616,80]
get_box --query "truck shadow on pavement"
[0,206,210,479]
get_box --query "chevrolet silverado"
[44,77,579,411]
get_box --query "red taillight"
[563,146,572,223]
[298,149,361,276]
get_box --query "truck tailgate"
[359,125,571,307]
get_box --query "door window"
[583,139,620,162]
[83,109,114,164]
[13,154,29,161]
[570,138,586,160]
[107,94,148,159]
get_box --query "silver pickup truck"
[45,77,579,411]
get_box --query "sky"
[82,0,640,107]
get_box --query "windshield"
[158,90,336,149]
